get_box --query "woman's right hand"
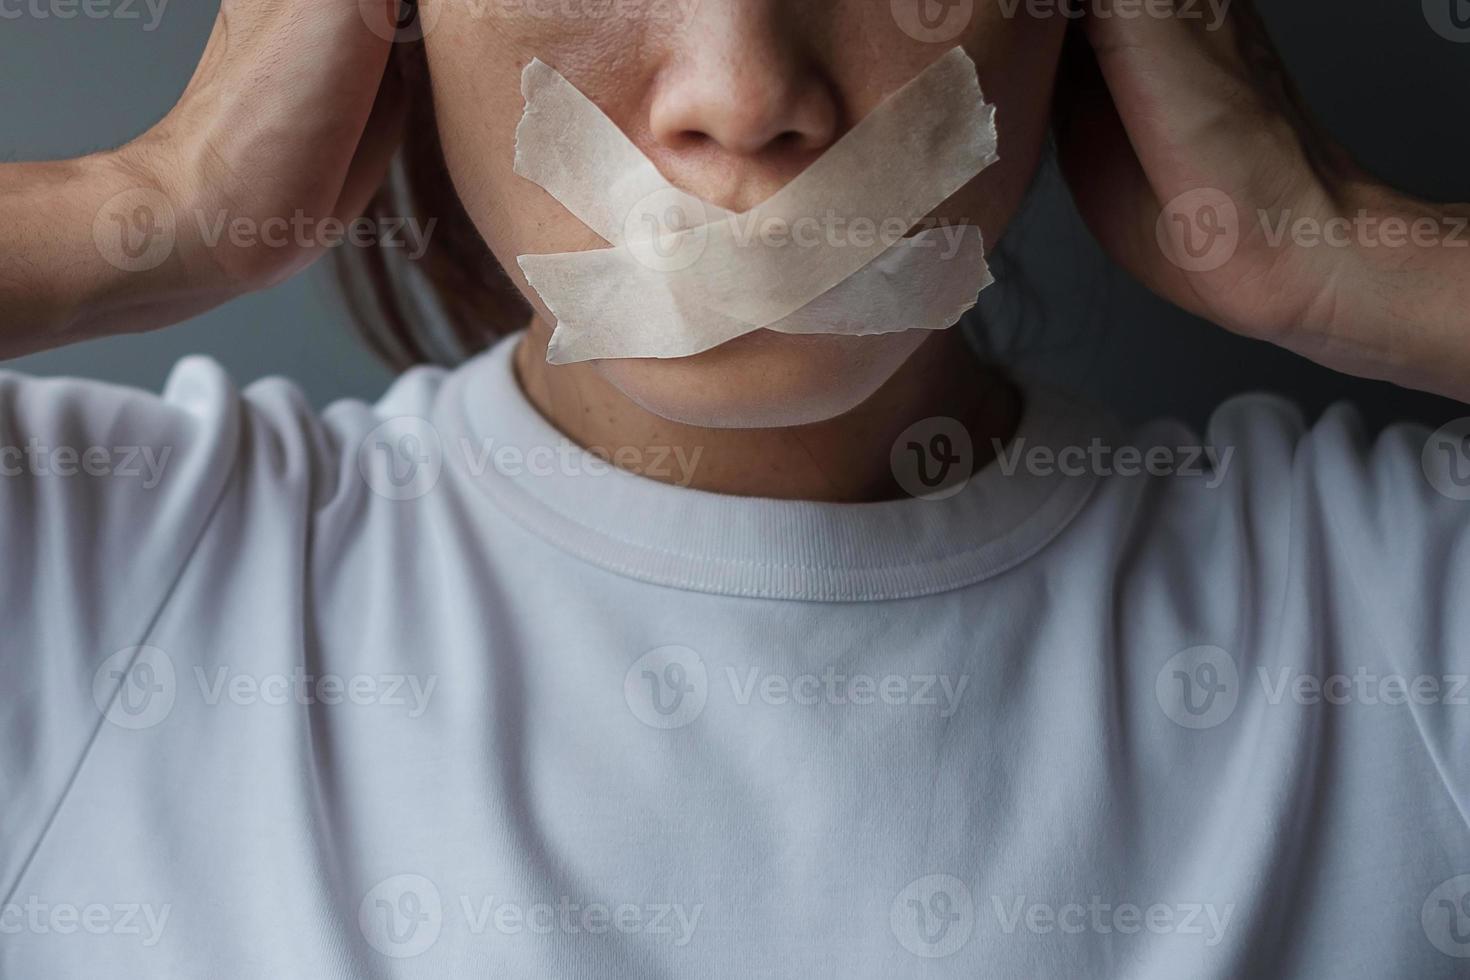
[0,0,406,359]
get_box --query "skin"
[419,0,1060,499]
[0,0,1464,502]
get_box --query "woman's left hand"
[1055,0,1470,400]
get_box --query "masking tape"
[514,47,1000,364]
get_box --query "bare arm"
[0,0,405,361]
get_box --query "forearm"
[1277,186,1470,402]
[1366,194,1470,400]
[0,151,232,361]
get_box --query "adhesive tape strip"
[514,47,1000,364]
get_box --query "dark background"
[3,1,1468,429]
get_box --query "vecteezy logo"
[890,417,974,500]
[624,646,708,729]
[891,0,975,43]
[891,874,974,958]
[357,417,444,501]
[624,188,710,273]
[1422,418,1470,501]
[1156,188,1240,273]
[1422,874,1470,957]
[359,874,443,958]
[1155,645,1240,730]
[93,188,176,273]
[360,0,442,43]
[1424,0,1470,42]
[92,646,177,730]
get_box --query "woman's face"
[421,0,1066,428]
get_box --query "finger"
[1084,0,1297,200]
[1053,24,1215,321]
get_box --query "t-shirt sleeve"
[1293,402,1470,813]
[0,357,251,893]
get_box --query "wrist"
[1326,183,1470,398]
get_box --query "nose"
[648,4,839,159]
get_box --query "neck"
[512,325,1021,503]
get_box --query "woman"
[2,0,1467,976]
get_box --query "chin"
[592,329,932,430]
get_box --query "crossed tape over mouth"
[514,47,1001,365]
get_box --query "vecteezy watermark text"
[93,188,437,274]
[0,0,168,30]
[357,419,708,500]
[0,897,170,946]
[459,437,704,488]
[192,210,436,259]
[993,436,1235,487]
[991,895,1234,947]
[1157,188,1470,274]
[193,666,438,718]
[0,439,171,488]
[1260,210,1470,251]
[358,874,703,959]
[1157,645,1470,730]
[996,0,1232,31]
[725,666,969,718]
[459,895,702,946]
[623,647,972,730]
[93,646,440,731]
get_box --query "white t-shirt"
[2,331,1468,978]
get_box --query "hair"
[334,0,1350,373]
[333,36,530,371]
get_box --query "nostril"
[648,64,840,159]
[665,129,715,152]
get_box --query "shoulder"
[0,356,462,655]
[0,353,455,504]
[1095,391,1470,674]
[1130,391,1461,545]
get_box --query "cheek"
[935,14,1068,241]
[421,9,657,325]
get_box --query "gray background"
[3,1,1468,429]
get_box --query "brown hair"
[334,0,1348,372]
[333,37,530,372]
